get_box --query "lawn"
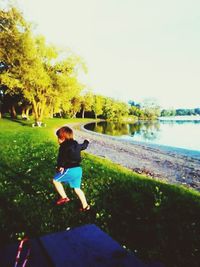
[0,118,200,267]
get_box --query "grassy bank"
[0,118,200,267]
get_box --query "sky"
[8,0,200,108]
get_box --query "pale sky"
[12,0,200,108]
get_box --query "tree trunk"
[32,99,46,126]
[25,107,31,119]
[82,108,85,118]
[0,102,2,119]
[11,105,17,119]
[38,101,46,122]
[21,107,26,119]
[32,99,39,125]
[49,107,54,118]
[21,107,31,120]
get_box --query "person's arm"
[79,139,89,150]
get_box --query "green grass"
[0,118,200,267]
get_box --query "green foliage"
[92,95,105,119]
[80,91,94,118]
[140,98,161,120]
[0,119,200,267]
[0,6,86,123]
[129,105,144,117]
[161,108,200,117]
[128,99,162,120]
[69,97,82,118]
[102,97,129,121]
[160,109,176,117]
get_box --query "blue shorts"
[53,167,82,188]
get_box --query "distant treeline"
[160,108,200,117]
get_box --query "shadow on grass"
[2,117,33,127]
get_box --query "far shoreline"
[158,115,200,121]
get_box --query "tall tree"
[92,95,105,119]
[70,96,82,118]
[0,7,86,123]
[81,91,94,118]
[102,97,129,121]
[46,56,86,118]
[0,7,29,118]
[141,98,161,119]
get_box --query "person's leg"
[52,179,68,199]
[74,188,89,209]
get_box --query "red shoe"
[79,205,90,212]
[56,197,70,205]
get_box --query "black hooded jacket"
[57,139,89,169]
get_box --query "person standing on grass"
[52,126,90,211]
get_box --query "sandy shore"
[71,123,200,191]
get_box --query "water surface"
[84,120,200,157]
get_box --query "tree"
[80,91,94,118]
[0,87,3,118]
[129,105,143,118]
[128,100,141,109]
[141,98,161,119]
[194,108,200,115]
[112,101,129,121]
[160,109,176,117]
[102,97,129,121]
[92,95,105,119]
[0,7,51,123]
[0,6,86,123]
[70,96,82,118]
[0,7,29,118]
[46,56,86,118]
[102,97,114,120]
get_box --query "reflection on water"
[129,121,161,141]
[85,121,161,140]
[84,120,200,152]
[88,121,130,136]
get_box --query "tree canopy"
[0,6,86,123]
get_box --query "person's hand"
[59,167,64,174]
